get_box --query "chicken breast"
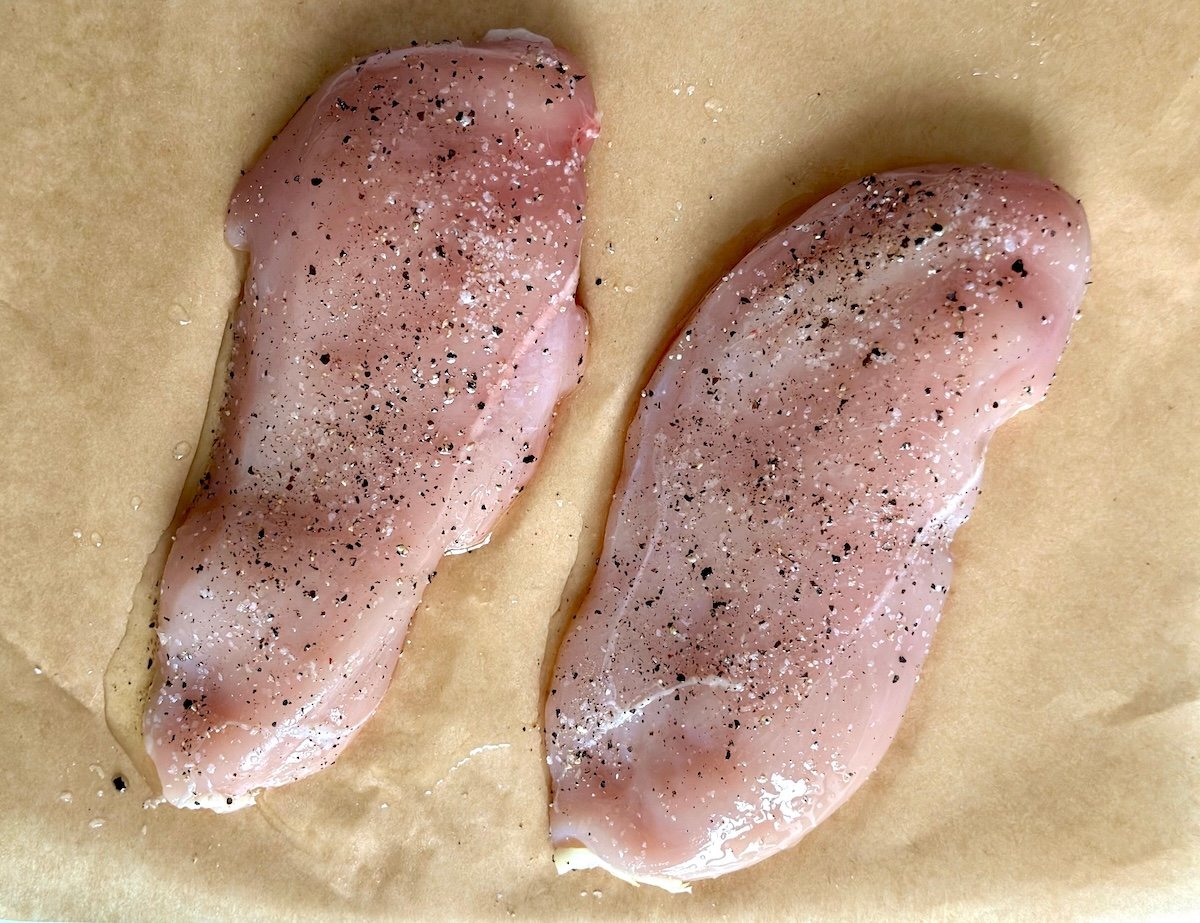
[545,165,1088,886]
[145,30,599,810]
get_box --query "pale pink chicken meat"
[145,30,598,810]
[546,166,1089,886]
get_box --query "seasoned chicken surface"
[546,166,1088,886]
[146,30,598,810]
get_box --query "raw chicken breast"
[145,30,598,810]
[546,166,1088,886]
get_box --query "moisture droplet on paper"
[90,532,103,548]
[130,495,142,511]
[167,303,191,326]
[172,442,191,461]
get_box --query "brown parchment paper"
[1,1,1197,919]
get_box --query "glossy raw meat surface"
[145,30,598,810]
[546,166,1088,886]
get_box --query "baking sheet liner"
[1,1,1197,919]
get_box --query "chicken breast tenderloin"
[145,31,598,810]
[546,166,1089,886]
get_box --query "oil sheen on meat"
[546,166,1089,887]
[145,30,598,810]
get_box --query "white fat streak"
[580,675,745,744]
[553,846,691,894]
